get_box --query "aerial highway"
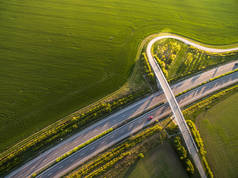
[7,64,238,178]
[7,35,238,178]
[37,71,238,178]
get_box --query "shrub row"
[67,124,162,177]
[154,55,168,78]
[142,52,153,74]
[85,152,130,178]
[0,89,148,176]
[31,128,113,177]
[56,128,113,163]
[142,52,155,83]
[187,120,214,178]
[173,136,195,175]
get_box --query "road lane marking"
[47,172,53,176]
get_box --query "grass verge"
[195,92,238,178]
[187,120,213,178]
[182,84,238,177]
[124,142,188,178]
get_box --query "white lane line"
[69,159,74,163]
[47,172,53,176]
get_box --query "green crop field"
[1,0,238,152]
[196,92,238,178]
[125,143,188,178]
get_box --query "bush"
[173,136,187,160]
[172,136,194,175]
[138,153,144,159]
[142,52,155,85]
[185,159,194,175]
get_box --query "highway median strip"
[31,128,113,177]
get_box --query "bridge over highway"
[146,34,238,178]
[146,40,206,178]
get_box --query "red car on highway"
[147,116,153,121]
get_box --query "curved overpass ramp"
[146,35,238,178]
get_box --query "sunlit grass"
[196,92,238,178]
[0,0,238,151]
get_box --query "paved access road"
[146,35,238,178]
[37,71,238,178]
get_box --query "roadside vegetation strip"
[172,136,195,175]
[66,124,163,178]
[0,90,148,176]
[186,120,213,178]
[142,52,153,75]
[141,52,156,87]
[31,128,113,177]
[177,68,238,97]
